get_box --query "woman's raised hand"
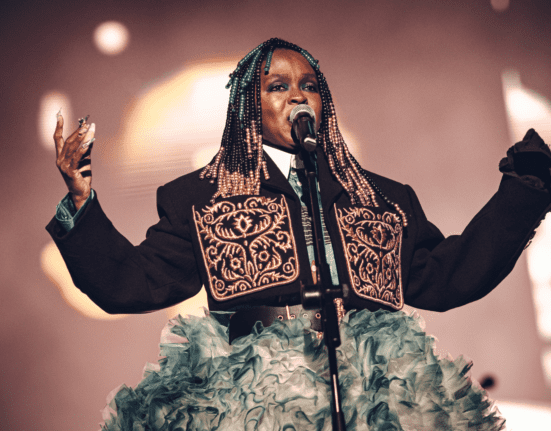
[54,113,95,210]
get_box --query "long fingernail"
[81,123,95,138]
[81,137,95,149]
[78,115,89,127]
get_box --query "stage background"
[1,0,550,429]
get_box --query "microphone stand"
[298,147,347,431]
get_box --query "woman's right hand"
[54,113,95,210]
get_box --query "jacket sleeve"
[45,185,202,314]
[404,173,550,311]
[55,190,95,232]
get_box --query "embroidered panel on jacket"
[193,196,300,301]
[335,205,404,309]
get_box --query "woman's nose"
[289,88,307,105]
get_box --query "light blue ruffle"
[100,309,505,431]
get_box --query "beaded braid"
[200,38,408,227]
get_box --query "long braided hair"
[200,38,407,226]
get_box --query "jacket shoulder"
[161,167,204,190]
[362,169,413,201]
[364,170,406,189]
[159,167,217,200]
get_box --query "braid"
[200,38,408,227]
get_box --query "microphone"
[290,104,317,152]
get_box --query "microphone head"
[289,104,316,129]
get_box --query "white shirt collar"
[263,144,295,179]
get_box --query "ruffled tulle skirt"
[100,309,505,431]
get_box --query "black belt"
[229,305,323,344]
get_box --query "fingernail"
[89,123,96,133]
[82,137,95,149]
[56,108,62,120]
[78,115,89,128]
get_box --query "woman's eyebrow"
[266,74,290,80]
[266,73,317,80]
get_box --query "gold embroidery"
[335,206,404,310]
[194,196,300,301]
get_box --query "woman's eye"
[269,83,288,92]
[302,83,318,92]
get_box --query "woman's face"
[260,49,322,153]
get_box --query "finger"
[80,140,94,159]
[62,123,90,160]
[59,127,90,173]
[54,110,64,156]
[79,123,96,151]
[75,124,95,176]
[79,141,94,181]
[78,141,94,168]
[65,116,91,147]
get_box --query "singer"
[48,38,551,430]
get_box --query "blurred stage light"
[93,21,129,56]
[39,91,73,150]
[496,400,551,430]
[502,69,551,384]
[490,0,510,12]
[527,213,551,341]
[116,58,238,191]
[543,348,551,388]
[41,241,126,320]
[502,71,551,140]
[165,286,208,319]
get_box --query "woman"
[48,38,551,430]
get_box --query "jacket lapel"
[315,147,345,211]
[260,150,300,201]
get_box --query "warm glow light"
[490,0,510,12]
[543,348,551,388]
[503,71,551,341]
[192,144,220,170]
[39,91,72,150]
[40,241,125,320]
[502,69,551,385]
[527,217,551,286]
[496,400,551,430]
[506,89,550,123]
[502,71,551,143]
[528,219,551,341]
[120,59,238,164]
[165,286,208,319]
[93,21,130,56]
